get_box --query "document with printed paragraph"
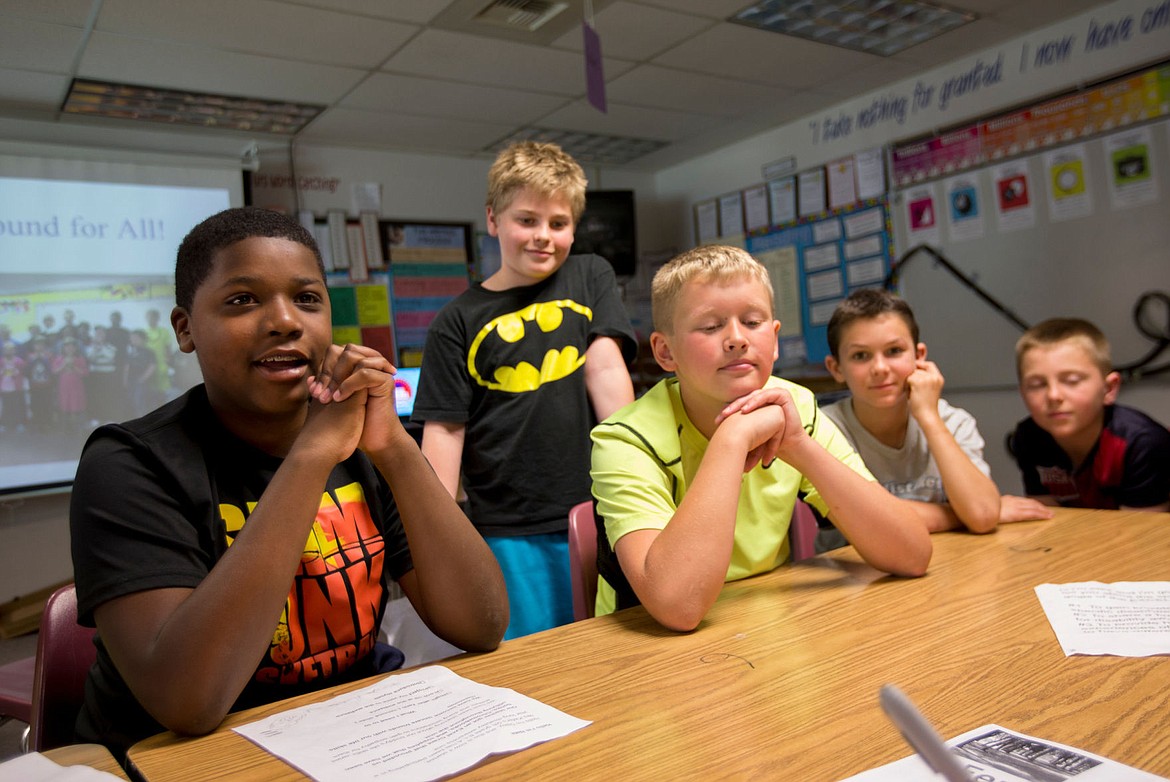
[1034,581,1170,657]
[233,665,590,782]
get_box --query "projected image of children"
[0,174,233,495]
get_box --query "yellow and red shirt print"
[219,481,385,687]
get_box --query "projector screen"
[0,154,241,495]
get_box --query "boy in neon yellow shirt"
[590,245,931,630]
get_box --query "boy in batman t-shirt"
[414,141,636,638]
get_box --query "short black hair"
[175,207,324,311]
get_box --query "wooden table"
[43,743,130,779]
[128,508,1170,781]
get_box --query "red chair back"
[567,501,599,621]
[789,500,818,563]
[29,584,96,751]
[0,655,34,726]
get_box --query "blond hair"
[651,245,773,333]
[485,141,588,222]
[1015,317,1112,378]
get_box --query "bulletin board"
[317,218,473,368]
[888,62,1170,390]
[327,272,396,361]
[382,221,473,367]
[695,146,892,365]
[747,197,894,365]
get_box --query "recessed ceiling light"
[61,79,324,135]
[730,0,976,56]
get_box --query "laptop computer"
[394,366,421,421]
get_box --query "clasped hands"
[714,386,809,473]
[303,343,402,461]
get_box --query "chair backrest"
[567,501,599,621]
[29,584,96,751]
[0,655,34,726]
[789,500,818,563]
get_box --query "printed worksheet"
[234,666,590,782]
[843,724,1166,781]
[1035,582,1170,656]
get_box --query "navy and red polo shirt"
[1010,405,1170,509]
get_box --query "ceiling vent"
[474,0,569,32]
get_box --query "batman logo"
[467,299,593,392]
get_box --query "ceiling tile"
[540,99,722,142]
[817,58,924,101]
[299,106,513,153]
[272,0,450,24]
[0,0,95,26]
[550,1,713,60]
[341,73,569,124]
[0,0,1133,171]
[0,68,71,110]
[0,18,84,72]
[653,22,882,90]
[948,0,1016,14]
[634,0,753,20]
[95,0,418,69]
[993,0,1104,29]
[606,64,788,117]
[384,28,629,96]
[892,18,1021,68]
[79,32,367,104]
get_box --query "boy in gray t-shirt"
[819,289,1051,550]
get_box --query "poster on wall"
[1105,126,1158,210]
[1045,144,1093,222]
[843,207,883,240]
[754,245,802,339]
[943,175,984,242]
[827,156,858,210]
[797,169,826,218]
[992,160,1036,232]
[904,184,941,247]
[327,272,395,362]
[382,222,472,366]
[768,177,797,226]
[695,200,719,244]
[743,184,770,233]
[854,147,886,201]
[718,192,745,239]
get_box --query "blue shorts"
[485,532,574,640]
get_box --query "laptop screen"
[394,367,422,419]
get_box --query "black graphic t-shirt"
[70,386,413,757]
[413,254,636,535]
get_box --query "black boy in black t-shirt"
[70,207,508,761]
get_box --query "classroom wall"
[0,140,662,604]
[4,0,1170,601]
[651,0,1170,493]
[247,144,666,253]
[889,120,1170,493]
[656,0,1170,247]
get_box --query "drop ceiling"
[0,0,1108,171]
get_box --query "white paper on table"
[1034,582,1170,657]
[233,665,590,782]
[841,723,1167,781]
[0,752,124,781]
